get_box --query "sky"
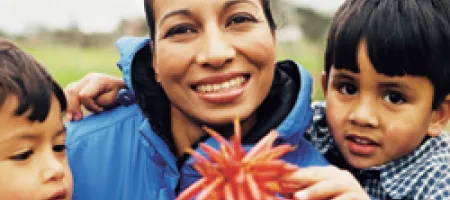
[0,0,343,34]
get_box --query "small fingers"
[65,73,125,119]
[64,81,84,121]
[78,80,104,113]
[284,166,339,186]
[79,97,102,113]
[287,166,368,200]
[95,90,120,109]
[294,191,369,200]
[78,73,124,109]
[293,178,362,200]
[332,193,371,200]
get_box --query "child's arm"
[64,73,126,121]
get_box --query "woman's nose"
[196,28,236,68]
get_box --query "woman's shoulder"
[66,105,145,144]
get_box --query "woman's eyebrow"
[159,0,258,28]
[159,9,192,27]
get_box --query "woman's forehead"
[152,0,262,19]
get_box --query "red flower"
[177,118,300,200]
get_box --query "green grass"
[19,43,122,87]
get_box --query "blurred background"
[0,0,342,101]
[4,0,449,131]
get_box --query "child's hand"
[64,73,125,121]
[284,166,370,200]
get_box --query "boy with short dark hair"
[0,39,73,200]
[306,0,450,199]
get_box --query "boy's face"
[0,95,72,200]
[323,41,449,169]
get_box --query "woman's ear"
[321,71,327,97]
[428,94,450,137]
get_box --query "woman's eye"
[164,25,196,38]
[53,144,67,152]
[384,91,406,104]
[226,14,256,27]
[338,83,358,95]
[9,150,33,161]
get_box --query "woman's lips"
[192,74,249,104]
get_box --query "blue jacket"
[66,37,328,200]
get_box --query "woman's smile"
[191,73,250,104]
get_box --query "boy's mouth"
[345,135,380,156]
[47,188,68,200]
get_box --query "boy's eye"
[338,83,358,95]
[226,14,257,27]
[164,25,197,38]
[53,144,67,152]
[9,150,33,161]
[384,91,406,104]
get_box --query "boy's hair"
[325,0,450,109]
[0,39,67,122]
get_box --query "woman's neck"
[170,106,257,157]
[171,106,204,157]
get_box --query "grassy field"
[20,43,122,87]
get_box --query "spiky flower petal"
[176,117,299,200]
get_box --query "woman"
[66,0,368,199]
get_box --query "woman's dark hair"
[325,0,450,109]
[0,39,67,122]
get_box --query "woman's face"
[152,0,276,125]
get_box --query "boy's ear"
[321,71,327,96]
[428,94,450,137]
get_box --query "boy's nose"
[348,98,379,128]
[41,154,66,183]
[195,28,236,68]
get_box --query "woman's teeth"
[196,76,246,93]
